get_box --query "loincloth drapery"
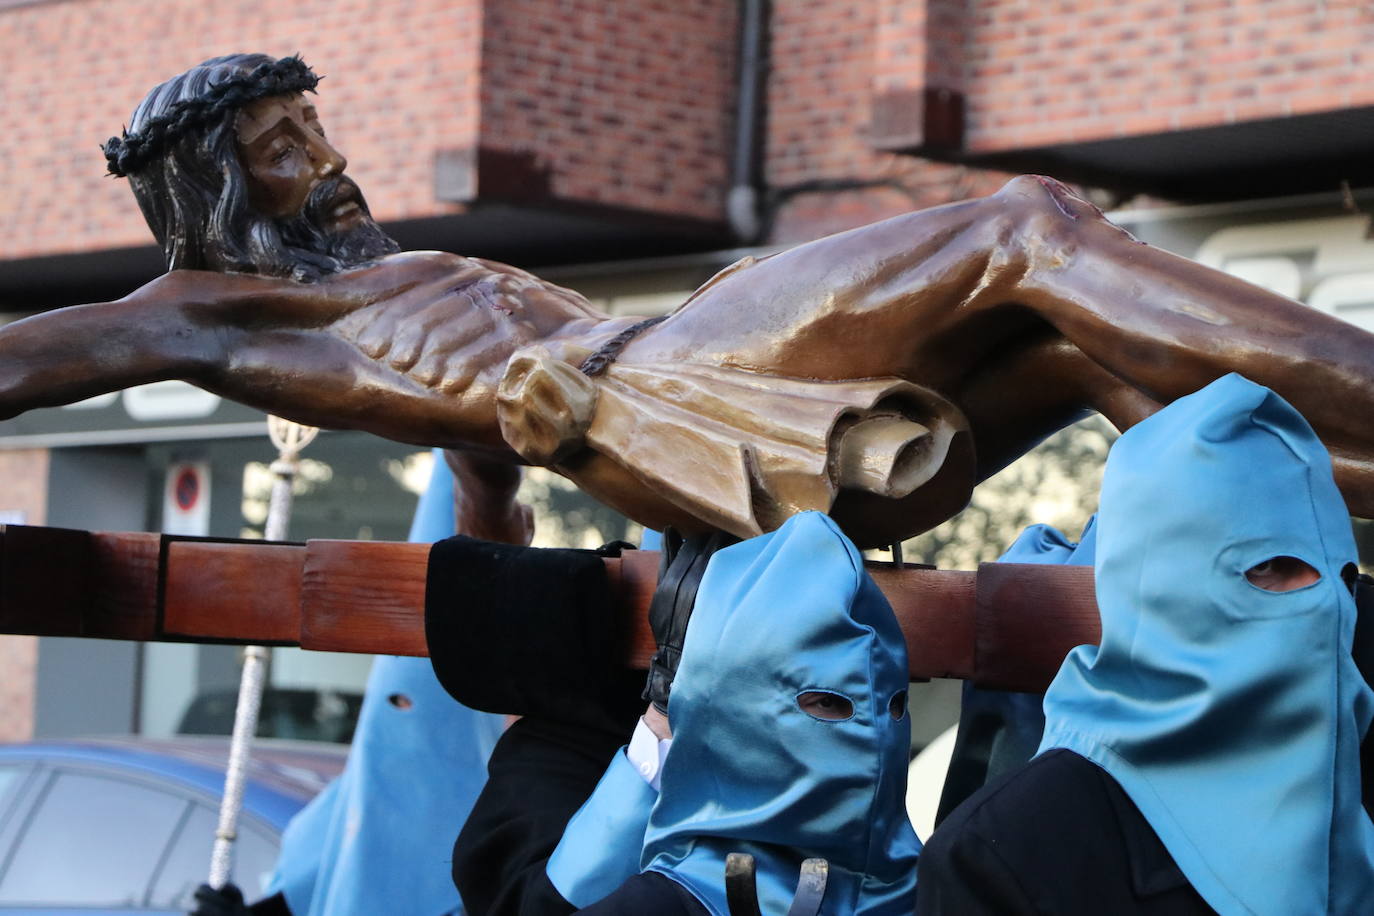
[496,352,975,547]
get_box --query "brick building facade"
[8,0,1372,303]
[2,0,1373,741]
[869,0,1374,197]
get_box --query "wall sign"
[161,460,210,536]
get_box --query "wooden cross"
[0,524,1100,693]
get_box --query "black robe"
[427,536,708,916]
[917,748,1215,915]
[428,536,1283,916]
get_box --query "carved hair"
[108,54,398,281]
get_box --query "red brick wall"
[873,0,967,102]
[0,448,48,741]
[478,0,736,222]
[959,0,1374,152]
[768,0,1007,243]
[42,0,1362,265]
[2,0,1017,264]
[1,0,738,263]
[6,0,1372,262]
[1,0,483,261]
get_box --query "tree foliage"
[899,417,1118,570]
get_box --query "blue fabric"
[547,748,661,906]
[992,519,1098,751]
[642,512,920,916]
[947,518,1099,790]
[268,450,505,916]
[1037,374,1374,916]
[1001,517,1096,566]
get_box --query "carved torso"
[329,252,593,394]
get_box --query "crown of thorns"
[102,55,321,178]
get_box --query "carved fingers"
[496,348,597,466]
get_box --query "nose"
[306,133,348,179]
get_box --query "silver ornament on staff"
[208,416,319,889]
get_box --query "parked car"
[177,688,364,744]
[0,736,346,914]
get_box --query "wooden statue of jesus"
[5,53,1373,547]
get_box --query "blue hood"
[269,451,504,916]
[1038,374,1374,915]
[642,512,920,916]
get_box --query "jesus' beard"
[274,176,401,277]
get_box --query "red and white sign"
[162,460,210,536]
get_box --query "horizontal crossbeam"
[0,525,1098,692]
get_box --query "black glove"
[426,535,645,732]
[190,882,247,916]
[643,529,736,714]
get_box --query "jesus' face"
[121,55,399,280]
[221,92,397,279]
[235,94,363,232]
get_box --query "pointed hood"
[1039,374,1374,915]
[642,512,920,915]
[270,450,503,916]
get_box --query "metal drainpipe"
[727,0,769,245]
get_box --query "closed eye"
[797,690,854,721]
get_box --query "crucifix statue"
[6,53,1374,547]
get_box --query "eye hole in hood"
[797,690,854,721]
[1342,562,1359,595]
[888,689,908,721]
[1245,555,1320,592]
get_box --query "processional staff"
[208,416,319,889]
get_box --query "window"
[0,770,186,906]
[0,765,30,824]
[149,803,280,909]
